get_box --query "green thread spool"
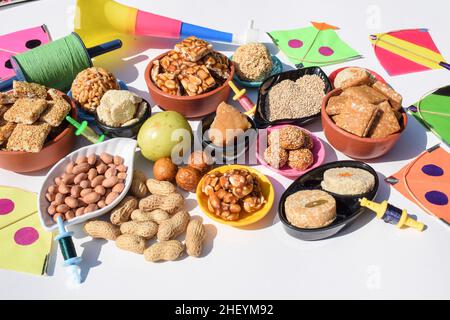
[13,33,92,91]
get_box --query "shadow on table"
[238,174,285,231]
[334,171,391,238]
[366,113,428,164]
[79,238,107,283]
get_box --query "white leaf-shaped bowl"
[38,138,137,231]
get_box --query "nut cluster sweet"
[45,153,127,222]
[201,169,266,221]
[71,67,119,113]
[150,36,231,97]
[83,169,207,262]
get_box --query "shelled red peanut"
[45,152,127,222]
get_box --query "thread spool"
[0,33,122,92]
[55,216,82,284]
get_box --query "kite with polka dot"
[268,22,361,68]
[0,25,51,82]
[389,146,450,225]
[0,186,52,275]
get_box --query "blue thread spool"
[55,216,82,284]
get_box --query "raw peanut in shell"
[116,234,146,254]
[146,178,177,196]
[131,209,170,224]
[144,240,184,262]
[130,170,148,198]
[139,193,184,215]
[157,210,190,241]
[185,219,206,257]
[84,220,121,240]
[120,220,158,239]
[110,196,138,225]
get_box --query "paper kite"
[370,29,450,76]
[0,25,51,81]
[408,86,450,145]
[268,22,361,68]
[0,186,53,276]
[387,146,450,226]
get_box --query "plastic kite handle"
[439,61,450,71]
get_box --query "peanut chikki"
[333,101,379,137]
[6,122,51,152]
[154,72,182,96]
[40,89,71,127]
[0,121,16,145]
[160,50,197,74]
[174,36,213,62]
[201,51,230,80]
[372,81,403,111]
[326,95,351,116]
[13,81,47,99]
[369,101,401,138]
[342,85,387,105]
[178,65,216,96]
[4,98,48,124]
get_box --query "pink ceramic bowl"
[256,125,326,179]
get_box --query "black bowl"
[94,100,152,139]
[254,66,333,129]
[197,112,258,164]
[279,161,379,241]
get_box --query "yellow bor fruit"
[137,111,193,162]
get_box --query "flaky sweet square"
[372,81,403,111]
[369,101,401,138]
[342,85,387,105]
[333,101,379,137]
[6,122,51,152]
[4,98,47,124]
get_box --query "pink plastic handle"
[135,10,182,39]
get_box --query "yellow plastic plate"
[196,165,275,227]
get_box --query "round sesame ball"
[278,126,308,150]
[288,149,314,170]
[264,145,288,169]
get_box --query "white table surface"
[1,0,449,300]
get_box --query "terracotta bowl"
[145,52,235,119]
[321,88,408,160]
[0,91,77,173]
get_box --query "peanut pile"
[45,153,127,222]
[83,171,206,262]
